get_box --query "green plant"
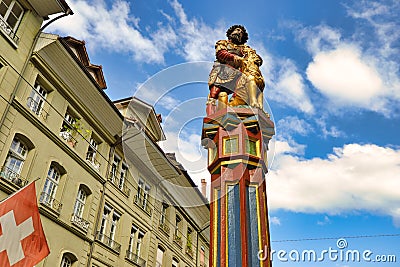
[64,118,91,139]
[186,234,192,250]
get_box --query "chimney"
[201,179,207,198]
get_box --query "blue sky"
[48,0,400,265]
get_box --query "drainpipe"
[0,8,73,133]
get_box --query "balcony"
[0,16,19,44]
[108,171,130,196]
[173,234,183,247]
[134,195,152,216]
[26,97,49,121]
[86,151,100,171]
[71,214,90,233]
[159,223,170,236]
[186,246,194,258]
[125,250,146,267]
[0,166,28,187]
[39,192,63,214]
[59,130,77,147]
[95,232,121,254]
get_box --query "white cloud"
[270,216,281,226]
[48,0,166,63]
[297,3,400,116]
[168,0,226,61]
[48,0,225,64]
[306,45,384,107]
[277,116,313,137]
[317,215,331,226]
[267,59,314,114]
[315,118,344,139]
[297,24,341,55]
[268,143,400,224]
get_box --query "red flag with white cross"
[0,182,49,267]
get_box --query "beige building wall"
[0,2,209,267]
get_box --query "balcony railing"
[125,250,146,267]
[39,192,63,214]
[0,16,19,44]
[159,223,170,235]
[96,232,121,254]
[86,151,100,171]
[0,166,28,187]
[108,171,130,196]
[173,234,183,247]
[134,195,152,216]
[59,130,78,147]
[186,246,194,258]
[71,214,90,232]
[26,97,49,121]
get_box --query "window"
[0,0,24,33]
[186,227,193,250]
[200,246,205,266]
[160,203,168,225]
[136,178,151,212]
[172,258,179,267]
[156,246,164,267]
[174,215,183,246]
[60,252,77,267]
[223,136,238,154]
[136,231,144,256]
[127,224,137,254]
[245,138,259,156]
[59,110,78,144]
[109,211,120,244]
[118,163,127,190]
[27,81,47,117]
[2,137,28,186]
[126,226,146,265]
[40,164,61,211]
[99,204,111,238]
[175,215,182,237]
[110,156,120,182]
[73,188,86,218]
[71,186,90,232]
[86,137,99,170]
[97,204,121,253]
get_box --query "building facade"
[0,1,209,266]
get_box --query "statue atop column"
[207,25,265,115]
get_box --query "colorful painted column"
[202,107,275,267]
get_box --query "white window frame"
[4,137,27,178]
[41,165,60,206]
[160,204,168,225]
[60,255,72,267]
[156,246,164,267]
[127,224,137,254]
[27,81,47,116]
[110,155,120,182]
[86,138,98,163]
[136,231,144,256]
[73,188,87,218]
[99,204,111,240]
[0,0,24,32]
[118,163,127,190]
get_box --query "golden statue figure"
[207,25,265,115]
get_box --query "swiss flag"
[0,182,49,267]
